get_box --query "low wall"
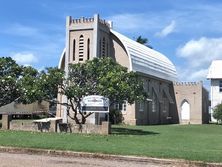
[10,120,39,131]
[63,122,110,134]
[1,114,110,134]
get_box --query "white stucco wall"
[210,79,222,122]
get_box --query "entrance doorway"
[181,100,190,120]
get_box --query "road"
[0,152,182,167]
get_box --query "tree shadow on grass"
[111,127,159,136]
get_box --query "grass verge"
[0,124,221,162]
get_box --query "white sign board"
[81,95,109,113]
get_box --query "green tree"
[17,67,64,105]
[136,36,153,49]
[0,57,23,107]
[213,103,222,124]
[22,57,147,125]
[136,36,148,45]
[0,57,44,107]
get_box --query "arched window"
[102,37,105,57]
[79,35,84,61]
[87,38,90,60]
[73,39,76,61]
[181,100,190,120]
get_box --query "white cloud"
[12,52,38,65]
[155,20,176,38]
[177,37,222,68]
[176,37,222,83]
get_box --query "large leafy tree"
[22,57,147,124]
[0,57,23,107]
[0,57,42,107]
[213,103,222,124]
[17,67,64,105]
[65,58,147,124]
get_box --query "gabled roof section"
[207,60,222,79]
[111,30,177,81]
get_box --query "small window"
[119,103,123,111]
[73,39,76,61]
[152,91,157,112]
[106,42,109,56]
[163,98,168,113]
[114,102,126,112]
[142,79,146,91]
[114,103,119,110]
[79,35,84,61]
[87,38,90,60]
[219,80,222,92]
[139,101,144,112]
[99,39,101,57]
[102,37,105,57]
[146,80,150,92]
[123,102,127,111]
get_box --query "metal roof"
[111,30,177,81]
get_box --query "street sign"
[81,95,109,113]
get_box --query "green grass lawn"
[0,124,222,162]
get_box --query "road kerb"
[0,146,221,167]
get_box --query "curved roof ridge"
[111,30,172,63]
[58,48,66,69]
[111,30,177,81]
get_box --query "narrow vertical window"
[219,80,222,92]
[115,103,119,110]
[99,39,101,57]
[87,38,90,60]
[139,101,144,112]
[73,39,76,61]
[123,101,127,112]
[106,42,109,56]
[79,35,84,61]
[152,91,157,112]
[102,37,105,57]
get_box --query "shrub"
[109,109,123,124]
[213,103,222,124]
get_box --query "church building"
[56,14,209,125]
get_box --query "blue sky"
[1,0,222,89]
